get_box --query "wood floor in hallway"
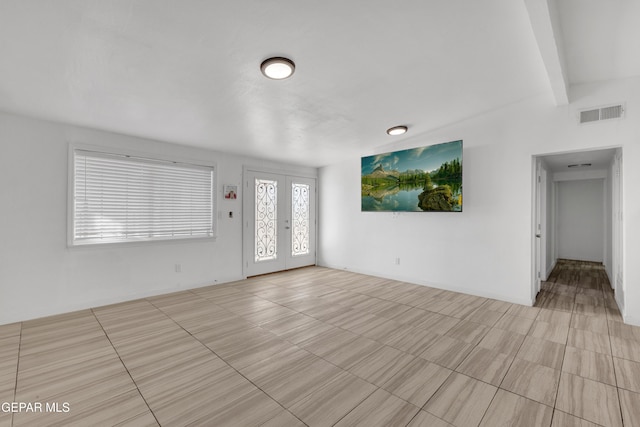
[1,262,638,426]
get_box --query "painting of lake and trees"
[361,140,462,212]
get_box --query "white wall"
[556,179,604,262]
[319,76,640,324]
[0,112,315,325]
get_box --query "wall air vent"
[580,109,600,123]
[600,105,623,120]
[579,104,624,124]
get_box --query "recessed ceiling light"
[387,125,408,136]
[260,57,295,80]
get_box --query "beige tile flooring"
[0,259,638,426]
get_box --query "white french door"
[243,170,316,277]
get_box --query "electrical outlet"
[175,264,181,273]
[395,257,400,265]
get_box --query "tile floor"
[0,259,637,426]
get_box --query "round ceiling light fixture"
[260,57,295,80]
[386,125,408,136]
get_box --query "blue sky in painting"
[361,140,462,175]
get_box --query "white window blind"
[72,149,214,245]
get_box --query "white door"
[243,170,316,277]
[534,160,543,295]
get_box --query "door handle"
[285,226,290,230]
[536,234,541,238]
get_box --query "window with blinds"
[72,149,215,245]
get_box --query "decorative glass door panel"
[285,176,315,269]
[244,170,316,277]
[291,182,310,257]
[255,179,278,262]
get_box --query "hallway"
[533,258,639,426]
[536,259,619,318]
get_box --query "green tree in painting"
[423,173,433,191]
[431,158,462,181]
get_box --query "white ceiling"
[541,148,618,173]
[557,0,640,84]
[0,0,638,167]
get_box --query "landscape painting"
[361,140,462,212]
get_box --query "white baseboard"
[0,276,243,326]
[319,262,534,307]
[624,313,640,327]
[545,260,557,281]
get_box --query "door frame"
[612,149,624,311]
[242,165,318,278]
[533,159,548,297]
[531,148,624,310]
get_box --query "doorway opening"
[532,147,623,313]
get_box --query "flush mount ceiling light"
[386,125,408,136]
[260,57,295,80]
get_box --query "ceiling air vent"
[579,104,625,124]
